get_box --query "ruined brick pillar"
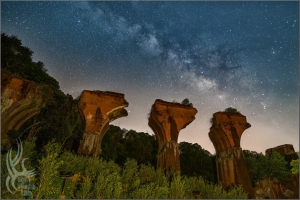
[209,112,255,198]
[148,99,197,172]
[1,73,44,144]
[77,90,128,157]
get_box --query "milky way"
[1,1,299,154]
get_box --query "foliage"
[93,164,123,198]
[31,93,84,150]
[290,159,299,175]
[244,150,292,186]
[123,130,157,166]
[13,88,85,152]
[101,125,157,167]
[224,107,241,114]
[1,138,39,199]
[261,151,291,181]
[35,140,64,199]
[181,98,193,107]
[1,33,59,89]
[179,142,217,183]
[290,152,299,174]
[1,139,249,199]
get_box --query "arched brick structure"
[148,99,197,172]
[209,112,255,198]
[77,90,128,157]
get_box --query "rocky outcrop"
[254,144,299,199]
[77,90,128,157]
[266,144,299,164]
[208,112,255,198]
[148,99,197,172]
[1,73,44,143]
[254,175,299,199]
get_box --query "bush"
[1,141,248,199]
[181,98,193,107]
[224,107,241,114]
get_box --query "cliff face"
[1,73,44,142]
[148,99,197,172]
[77,90,128,157]
[254,144,299,199]
[209,112,254,198]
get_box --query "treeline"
[102,125,217,183]
[1,139,247,199]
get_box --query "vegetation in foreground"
[1,139,248,199]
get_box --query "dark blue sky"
[1,1,299,154]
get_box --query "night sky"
[1,1,299,154]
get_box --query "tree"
[181,98,193,107]
[101,125,157,167]
[1,33,60,89]
[262,151,291,181]
[244,150,291,186]
[179,142,216,183]
[35,140,64,199]
[290,159,299,175]
[224,107,241,114]
[243,150,265,186]
[290,153,299,175]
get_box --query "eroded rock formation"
[148,99,197,172]
[77,90,128,157]
[254,144,299,199]
[209,112,255,198]
[254,175,299,199]
[266,144,299,164]
[1,73,44,142]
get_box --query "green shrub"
[35,140,64,199]
[224,107,241,114]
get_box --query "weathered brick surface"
[1,73,44,143]
[77,90,128,156]
[209,112,255,198]
[148,99,197,172]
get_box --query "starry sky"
[1,1,299,154]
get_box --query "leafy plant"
[181,98,193,107]
[290,159,299,175]
[224,107,241,114]
[290,152,299,174]
[35,140,64,199]
[244,150,292,186]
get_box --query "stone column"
[77,90,128,157]
[209,112,255,198]
[148,99,197,172]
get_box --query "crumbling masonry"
[77,90,128,157]
[209,112,255,198]
[1,73,44,146]
[148,99,197,172]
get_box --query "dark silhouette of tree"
[179,142,217,183]
[181,98,193,107]
[1,33,59,89]
[224,107,241,114]
[101,125,157,167]
[243,150,292,186]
